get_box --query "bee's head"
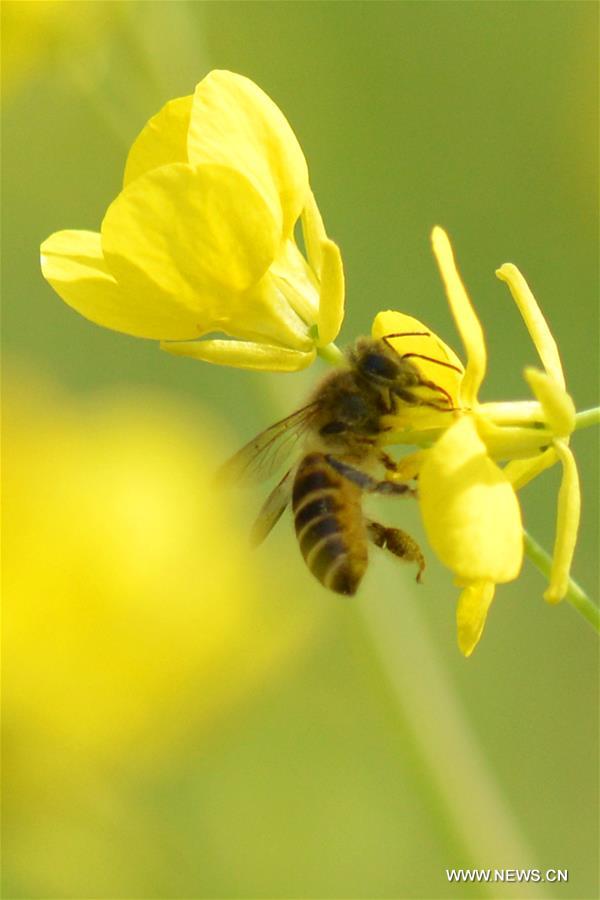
[349,337,420,390]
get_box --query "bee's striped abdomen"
[292,453,368,595]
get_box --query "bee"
[218,334,458,595]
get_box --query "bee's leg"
[367,520,425,583]
[324,455,415,497]
[379,450,402,474]
[383,388,395,415]
[379,449,423,484]
[393,385,454,412]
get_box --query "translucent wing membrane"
[250,468,294,546]
[217,402,318,485]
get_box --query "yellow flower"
[40,70,344,371]
[3,371,322,895]
[3,372,313,771]
[2,0,114,93]
[375,228,580,656]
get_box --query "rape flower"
[375,228,580,656]
[38,65,588,655]
[40,70,344,371]
[4,371,324,896]
[2,0,114,92]
[3,373,315,772]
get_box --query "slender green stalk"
[316,342,345,365]
[575,406,600,431]
[524,531,600,632]
[360,586,545,898]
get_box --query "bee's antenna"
[381,331,431,351]
[380,335,460,410]
[398,351,463,375]
[416,380,455,411]
[381,333,463,376]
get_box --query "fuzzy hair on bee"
[218,334,459,595]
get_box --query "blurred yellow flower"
[40,70,344,371]
[3,371,321,895]
[3,373,315,767]
[375,228,580,656]
[2,0,114,93]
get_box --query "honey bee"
[218,334,458,595]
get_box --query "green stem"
[316,341,345,365]
[574,406,600,431]
[360,585,545,897]
[523,530,600,632]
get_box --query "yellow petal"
[504,447,558,491]
[431,227,486,408]
[301,188,327,276]
[161,339,316,371]
[187,70,308,238]
[524,367,575,438]
[496,263,565,390]
[123,95,193,187]
[317,239,345,346]
[456,582,495,657]
[270,239,320,325]
[474,417,553,461]
[420,416,523,583]
[372,310,464,406]
[544,440,581,603]
[381,407,454,436]
[270,231,345,346]
[227,274,313,351]
[41,230,197,340]
[101,163,279,334]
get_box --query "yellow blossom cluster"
[374,229,578,655]
[41,70,344,371]
[40,70,583,656]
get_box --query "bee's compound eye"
[361,352,398,381]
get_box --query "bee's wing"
[217,402,318,486]
[250,468,294,547]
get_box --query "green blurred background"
[2,2,598,898]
